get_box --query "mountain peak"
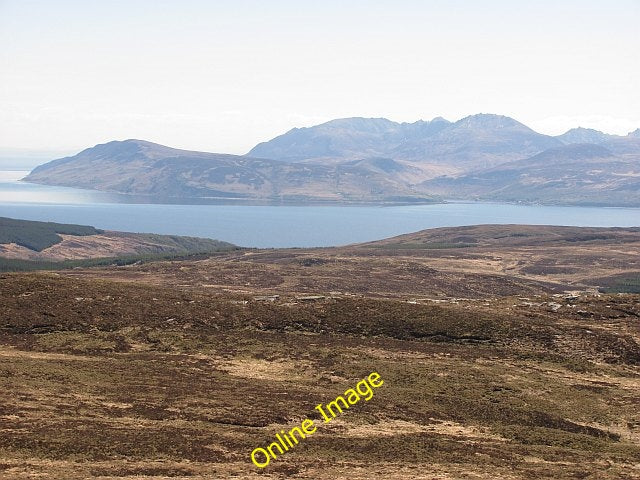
[120,139,164,147]
[454,113,527,130]
[247,117,406,161]
[557,127,613,145]
[565,127,603,134]
[318,117,398,132]
[628,128,640,138]
[78,139,185,160]
[248,113,561,165]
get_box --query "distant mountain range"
[249,114,563,170]
[23,113,640,206]
[423,143,640,206]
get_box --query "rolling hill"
[0,216,237,263]
[23,139,435,203]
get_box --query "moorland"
[1,223,639,479]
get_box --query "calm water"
[1,170,639,248]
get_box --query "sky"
[1,0,639,156]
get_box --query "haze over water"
[0,171,637,248]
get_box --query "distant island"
[23,114,640,206]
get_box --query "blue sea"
[1,170,639,248]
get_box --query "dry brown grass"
[54,225,640,300]
[1,225,640,479]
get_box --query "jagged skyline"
[1,0,638,154]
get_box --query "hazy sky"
[1,0,639,155]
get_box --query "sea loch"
[1,171,639,248]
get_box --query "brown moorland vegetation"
[0,225,639,479]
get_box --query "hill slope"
[392,114,562,169]
[0,216,102,251]
[422,143,640,206]
[556,127,640,155]
[556,127,617,145]
[23,140,435,203]
[0,216,236,261]
[1,223,639,479]
[248,116,452,162]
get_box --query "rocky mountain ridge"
[22,113,640,206]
